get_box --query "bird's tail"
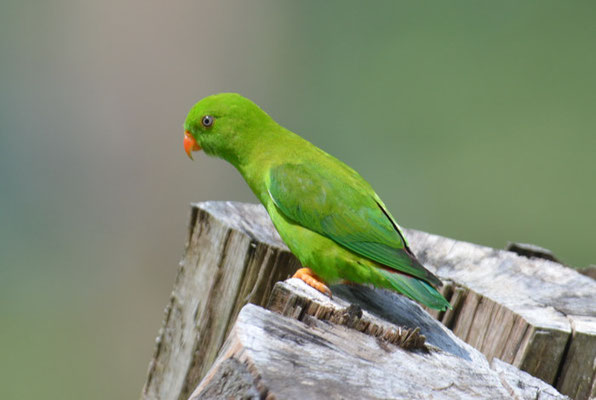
[377,268,452,311]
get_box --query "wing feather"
[267,163,441,286]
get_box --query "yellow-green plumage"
[184,93,451,311]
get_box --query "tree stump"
[140,202,595,400]
[189,280,568,399]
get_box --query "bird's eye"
[201,115,214,128]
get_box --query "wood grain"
[407,228,596,399]
[140,202,300,400]
[140,202,594,399]
[191,294,568,400]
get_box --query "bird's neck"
[233,126,305,206]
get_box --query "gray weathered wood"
[267,279,569,400]
[491,358,571,400]
[268,279,490,364]
[140,202,300,400]
[141,202,595,400]
[555,316,596,399]
[189,279,568,400]
[407,229,596,399]
[192,304,513,400]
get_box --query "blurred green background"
[1,1,594,398]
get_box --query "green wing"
[267,163,442,287]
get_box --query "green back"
[267,163,442,287]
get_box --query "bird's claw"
[293,267,332,298]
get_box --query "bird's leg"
[292,267,332,297]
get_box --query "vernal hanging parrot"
[183,93,451,311]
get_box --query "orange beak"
[184,130,201,160]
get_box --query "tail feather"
[377,268,452,311]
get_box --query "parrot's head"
[183,93,274,164]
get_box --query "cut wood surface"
[190,282,568,400]
[140,202,595,400]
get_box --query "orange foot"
[292,267,332,297]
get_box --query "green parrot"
[183,93,451,311]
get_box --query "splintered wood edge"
[268,279,427,351]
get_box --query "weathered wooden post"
[140,202,300,400]
[140,202,595,400]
